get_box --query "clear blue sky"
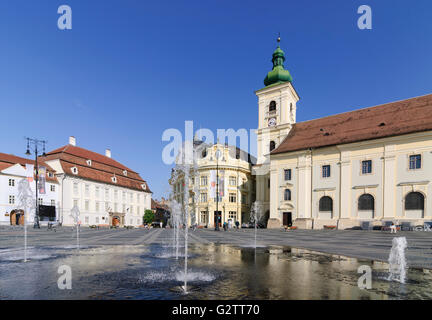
[0,0,431,199]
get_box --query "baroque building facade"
[44,136,152,227]
[255,41,432,229]
[170,140,255,228]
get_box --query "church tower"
[256,37,300,164]
[254,37,299,227]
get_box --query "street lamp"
[215,149,221,231]
[25,137,47,229]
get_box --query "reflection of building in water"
[0,153,59,225]
[170,140,256,227]
[254,38,432,229]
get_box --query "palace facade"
[170,140,256,227]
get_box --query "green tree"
[143,210,155,224]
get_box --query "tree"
[143,210,155,224]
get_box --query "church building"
[254,39,432,229]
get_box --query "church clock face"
[268,117,277,127]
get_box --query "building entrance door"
[214,211,222,227]
[283,212,292,227]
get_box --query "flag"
[25,164,34,182]
[38,166,46,194]
[209,170,216,198]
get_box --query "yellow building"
[170,141,255,227]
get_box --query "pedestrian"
[235,220,240,230]
[390,222,397,234]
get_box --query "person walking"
[235,220,240,230]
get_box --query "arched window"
[405,192,424,210]
[358,194,374,211]
[269,101,276,112]
[284,189,291,201]
[319,196,333,212]
[270,141,276,152]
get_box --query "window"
[229,193,236,203]
[73,182,79,195]
[114,190,118,199]
[228,211,237,220]
[51,200,55,206]
[409,155,421,170]
[122,204,126,213]
[85,216,89,224]
[85,184,90,197]
[405,192,424,210]
[38,198,43,205]
[200,211,208,224]
[50,185,55,192]
[284,189,291,201]
[269,101,276,112]
[319,196,333,212]
[8,179,15,187]
[268,179,270,188]
[122,191,126,201]
[86,159,92,166]
[96,217,99,224]
[270,141,276,152]
[284,169,292,181]
[131,206,134,214]
[85,200,89,211]
[361,160,372,175]
[71,167,78,174]
[114,203,118,212]
[130,193,133,202]
[229,176,237,186]
[112,176,117,183]
[9,195,15,204]
[214,195,222,202]
[95,202,100,212]
[200,176,208,186]
[200,192,207,203]
[202,150,207,158]
[358,194,374,211]
[73,199,78,208]
[141,183,146,190]
[123,170,128,176]
[322,165,331,178]
[105,202,110,211]
[95,187,100,198]
[105,189,109,199]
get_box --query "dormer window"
[86,159,92,166]
[48,172,54,178]
[71,167,78,175]
[112,176,117,183]
[141,183,147,190]
[123,170,127,176]
[269,101,276,112]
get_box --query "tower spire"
[263,34,293,87]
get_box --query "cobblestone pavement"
[1,226,432,268]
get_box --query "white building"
[0,153,59,225]
[44,137,152,227]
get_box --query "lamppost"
[215,149,221,231]
[25,137,47,229]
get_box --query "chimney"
[69,136,76,146]
[105,149,111,158]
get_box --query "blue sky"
[0,0,431,199]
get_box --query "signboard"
[38,166,46,194]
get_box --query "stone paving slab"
[1,226,431,268]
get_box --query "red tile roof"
[44,145,151,193]
[0,152,58,183]
[272,94,432,155]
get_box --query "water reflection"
[0,244,431,300]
